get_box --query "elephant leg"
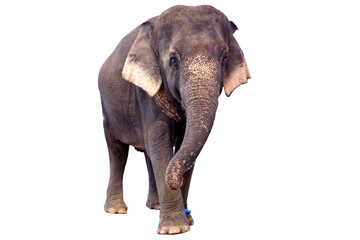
[175,134,194,225]
[181,168,195,225]
[144,152,160,210]
[146,122,190,234]
[103,122,129,214]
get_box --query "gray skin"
[98,5,250,235]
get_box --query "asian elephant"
[98,5,250,234]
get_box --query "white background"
[1,0,359,239]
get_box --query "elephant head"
[122,5,250,190]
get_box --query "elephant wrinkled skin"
[98,5,250,234]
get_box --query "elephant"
[98,5,250,234]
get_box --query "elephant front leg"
[146,123,190,234]
[175,133,194,226]
[181,167,195,225]
[152,156,190,235]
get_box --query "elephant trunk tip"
[165,160,190,190]
[165,172,183,190]
[166,157,195,190]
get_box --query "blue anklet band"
[184,209,191,214]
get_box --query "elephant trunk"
[166,97,218,190]
[166,66,220,190]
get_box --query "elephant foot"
[146,194,160,210]
[104,195,128,214]
[157,211,190,234]
[186,213,194,225]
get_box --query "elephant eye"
[221,54,228,68]
[169,56,179,69]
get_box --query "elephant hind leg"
[145,152,160,210]
[103,122,129,214]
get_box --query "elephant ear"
[122,21,162,97]
[223,22,251,97]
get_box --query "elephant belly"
[105,100,146,150]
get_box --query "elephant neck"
[153,87,184,122]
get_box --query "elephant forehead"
[159,5,225,23]
[155,5,230,41]
[183,54,218,79]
